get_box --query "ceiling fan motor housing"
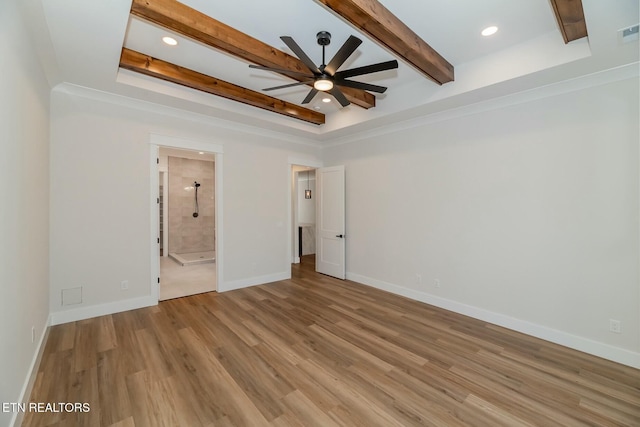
[316,31,331,46]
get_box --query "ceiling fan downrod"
[316,31,331,67]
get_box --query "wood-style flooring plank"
[96,348,133,426]
[177,327,270,426]
[297,359,405,427]
[23,256,640,426]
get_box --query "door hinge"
[157,237,160,244]
[157,158,159,164]
[157,197,160,204]
[157,277,160,284]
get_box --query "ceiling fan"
[249,31,398,107]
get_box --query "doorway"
[158,147,217,300]
[289,163,347,280]
[292,166,317,271]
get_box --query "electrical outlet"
[120,280,129,291]
[31,327,35,343]
[434,279,441,288]
[609,319,621,334]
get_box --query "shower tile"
[168,236,181,253]
[181,206,195,218]
[181,177,195,191]
[167,156,216,255]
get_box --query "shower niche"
[165,154,215,266]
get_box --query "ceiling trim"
[119,48,325,125]
[316,0,454,85]
[129,0,376,109]
[549,0,588,43]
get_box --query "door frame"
[158,169,168,257]
[287,157,322,270]
[149,134,224,301]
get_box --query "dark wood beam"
[130,0,375,109]
[315,0,454,85]
[119,48,325,125]
[549,0,588,43]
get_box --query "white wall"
[0,1,51,425]
[49,88,321,320]
[324,75,640,366]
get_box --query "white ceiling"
[24,0,639,144]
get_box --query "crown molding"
[50,61,638,150]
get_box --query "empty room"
[2,0,639,426]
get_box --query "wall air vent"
[61,287,82,305]
[619,24,639,44]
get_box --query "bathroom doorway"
[158,147,217,300]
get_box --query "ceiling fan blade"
[263,80,315,91]
[329,87,350,107]
[249,64,314,78]
[335,79,387,93]
[334,60,399,79]
[324,35,362,75]
[301,88,319,104]
[280,36,321,74]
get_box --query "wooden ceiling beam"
[130,0,375,109]
[549,0,588,43]
[316,0,454,85]
[119,48,325,125]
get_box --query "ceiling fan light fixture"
[481,26,499,37]
[313,78,334,91]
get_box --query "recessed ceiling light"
[322,98,331,103]
[481,26,498,37]
[313,106,321,111]
[162,36,178,46]
[198,151,204,155]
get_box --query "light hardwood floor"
[24,256,640,426]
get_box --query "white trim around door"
[149,134,224,300]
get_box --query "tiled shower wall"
[168,156,215,254]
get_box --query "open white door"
[316,165,346,279]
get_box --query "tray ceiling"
[26,0,640,143]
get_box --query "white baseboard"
[50,295,157,326]
[219,271,291,292]
[49,270,294,323]
[11,318,50,427]
[346,272,640,369]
